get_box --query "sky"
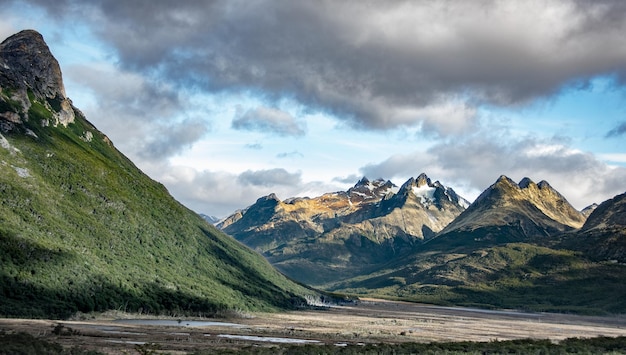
[2,0,626,217]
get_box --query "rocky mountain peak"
[471,175,515,205]
[581,203,599,218]
[0,30,74,128]
[348,177,397,203]
[442,175,585,239]
[1,30,65,100]
[415,173,431,187]
[496,175,517,187]
[355,176,370,186]
[260,193,281,202]
[518,177,534,189]
[394,173,469,210]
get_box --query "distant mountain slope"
[329,177,626,315]
[558,192,626,263]
[220,173,469,286]
[0,30,314,318]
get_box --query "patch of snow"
[380,185,400,196]
[458,197,471,209]
[412,185,436,206]
[351,191,369,198]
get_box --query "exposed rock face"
[0,29,74,129]
[220,174,469,286]
[434,176,586,248]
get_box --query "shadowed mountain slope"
[558,192,626,263]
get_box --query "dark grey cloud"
[237,168,301,187]
[140,118,209,160]
[19,0,626,135]
[606,121,626,137]
[66,64,209,161]
[360,132,626,208]
[232,106,306,137]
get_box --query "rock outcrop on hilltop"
[0,29,74,132]
[220,173,469,286]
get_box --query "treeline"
[207,336,626,355]
[2,331,626,354]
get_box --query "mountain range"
[220,173,626,314]
[0,30,316,318]
[220,174,469,285]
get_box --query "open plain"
[2,299,626,354]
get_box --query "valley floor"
[2,299,626,354]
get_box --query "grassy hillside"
[0,91,314,318]
[331,242,626,315]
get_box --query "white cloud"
[146,164,341,217]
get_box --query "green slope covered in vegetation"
[0,89,315,318]
[331,239,626,315]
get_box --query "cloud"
[139,117,209,160]
[0,19,18,41]
[360,131,626,209]
[606,121,626,137]
[150,165,340,217]
[66,63,209,161]
[20,0,626,135]
[232,106,306,137]
[237,168,302,187]
[333,174,363,184]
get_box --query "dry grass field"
[1,299,626,354]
